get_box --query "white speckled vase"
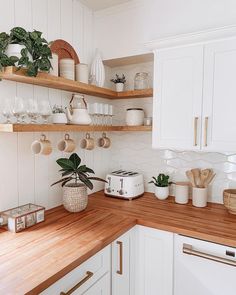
[90,49,105,87]
[63,183,88,212]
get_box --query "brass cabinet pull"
[116,241,123,275]
[194,117,199,146]
[60,271,94,295]
[204,117,209,147]
[183,243,236,267]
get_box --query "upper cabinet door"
[152,45,204,150]
[202,38,236,152]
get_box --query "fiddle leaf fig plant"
[149,174,170,187]
[0,27,52,76]
[51,153,107,190]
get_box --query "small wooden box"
[1,203,45,233]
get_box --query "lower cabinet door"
[136,225,174,295]
[112,227,136,295]
[82,272,111,295]
[41,245,110,295]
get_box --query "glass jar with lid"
[134,72,149,90]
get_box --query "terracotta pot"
[63,183,88,212]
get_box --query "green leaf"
[79,174,93,190]
[56,158,76,170]
[87,177,107,183]
[85,167,95,174]
[51,177,72,186]
[69,153,81,168]
[77,165,87,172]
[62,170,73,177]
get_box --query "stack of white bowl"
[59,58,75,80]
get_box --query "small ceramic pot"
[175,182,189,204]
[63,183,88,212]
[155,186,169,200]
[192,187,208,207]
[52,113,67,124]
[6,44,32,65]
[116,83,124,92]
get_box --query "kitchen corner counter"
[1,191,236,294]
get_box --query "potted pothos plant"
[52,153,106,212]
[110,73,126,92]
[149,174,170,200]
[0,27,52,77]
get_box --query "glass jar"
[134,72,149,90]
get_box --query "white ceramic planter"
[155,186,169,200]
[116,83,124,92]
[192,187,208,207]
[6,44,32,64]
[52,113,67,124]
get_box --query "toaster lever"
[119,179,124,195]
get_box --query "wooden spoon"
[186,170,196,187]
[204,172,216,187]
[191,168,201,187]
[200,169,211,188]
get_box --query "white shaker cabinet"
[202,38,236,152]
[174,234,236,295]
[112,227,136,295]
[152,45,203,150]
[153,36,236,152]
[136,225,174,295]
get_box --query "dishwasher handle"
[183,243,236,267]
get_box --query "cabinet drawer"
[41,245,111,295]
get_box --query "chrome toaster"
[104,170,144,200]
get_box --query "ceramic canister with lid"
[126,108,144,126]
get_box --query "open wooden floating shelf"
[0,124,152,133]
[0,67,153,99]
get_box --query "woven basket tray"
[223,189,236,214]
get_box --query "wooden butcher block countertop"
[0,191,236,294]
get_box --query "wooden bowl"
[223,189,236,214]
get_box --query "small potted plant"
[52,105,67,124]
[149,174,170,200]
[52,153,107,212]
[0,27,52,76]
[110,74,126,92]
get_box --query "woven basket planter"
[63,183,88,212]
[223,189,236,215]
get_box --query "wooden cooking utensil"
[186,170,196,187]
[204,172,216,187]
[191,168,201,187]
[200,169,211,188]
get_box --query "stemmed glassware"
[27,99,39,124]
[12,96,25,124]
[38,99,52,124]
[2,98,13,123]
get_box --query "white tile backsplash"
[108,62,236,204]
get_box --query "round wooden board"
[50,39,80,64]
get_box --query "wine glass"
[38,99,52,124]
[27,99,39,124]
[2,98,13,123]
[12,96,24,124]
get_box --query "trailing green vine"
[0,27,52,77]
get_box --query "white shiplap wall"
[0,0,111,211]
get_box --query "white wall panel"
[0,0,110,212]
